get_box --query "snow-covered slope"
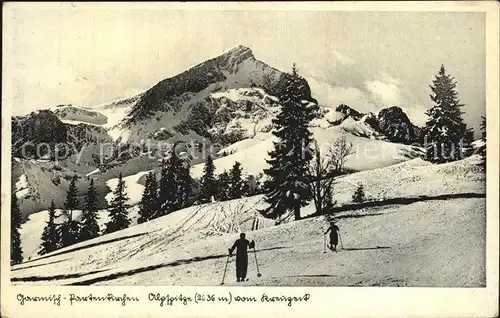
[191,125,424,179]
[12,156,485,287]
[52,105,108,126]
[105,170,152,206]
[18,195,270,264]
[19,207,143,261]
[11,159,110,219]
[11,45,432,223]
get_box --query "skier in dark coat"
[228,233,255,282]
[325,221,340,252]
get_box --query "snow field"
[12,155,485,287]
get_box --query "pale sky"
[4,5,486,135]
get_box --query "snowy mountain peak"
[336,104,363,120]
[221,44,254,59]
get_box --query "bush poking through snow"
[352,183,366,204]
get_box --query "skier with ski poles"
[228,233,255,282]
[324,220,341,252]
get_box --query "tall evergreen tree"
[138,172,158,223]
[199,155,217,203]
[177,158,193,209]
[480,116,486,171]
[11,193,23,265]
[159,153,190,214]
[39,200,59,255]
[216,170,231,201]
[424,65,471,163]
[60,175,81,247]
[243,174,261,197]
[157,158,168,216]
[228,161,244,200]
[262,65,317,220]
[103,173,130,234]
[64,175,79,216]
[80,179,100,241]
[59,211,81,247]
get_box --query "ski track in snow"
[12,156,485,287]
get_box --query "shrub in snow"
[352,183,366,204]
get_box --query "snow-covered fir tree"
[138,172,158,224]
[157,158,169,216]
[216,170,231,201]
[79,179,100,241]
[352,183,366,203]
[59,208,81,248]
[11,193,23,264]
[243,174,262,197]
[177,157,193,209]
[159,155,180,215]
[39,200,59,255]
[480,116,486,171]
[103,173,130,234]
[424,65,472,163]
[157,152,192,215]
[229,161,244,200]
[60,175,81,247]
[199,155,217,203]
[262,64,317,220]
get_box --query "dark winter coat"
[325,224,339,245]
[229,239,255,258]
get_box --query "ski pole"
[253,247,262,277]
[220,253,230,285]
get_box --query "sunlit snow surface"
[14,156,485,287]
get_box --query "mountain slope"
[107,45,316,144]
[11,156,485,287]
[10,44,431,221]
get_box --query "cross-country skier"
[228,233,255,282]
[325,220,340,252]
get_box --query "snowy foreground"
[12,156,485,287]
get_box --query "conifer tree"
[424,65,471,163]
[64,175,79,217]
[177,158,193,209]
[103,173,130,234]
[480,116,486,171]
[138,172,158,223]
[160,153,189,214]
[228,161,244,200]
[216,170,231,201]
[80,179,100,241]
[58,207,80,248]
[199,155,217,203]
[11,193,23,265]
[243,175,261,197]
[39,200,59,255]
[262,64,317,220]
[352,183,366,204]
[157,158,169,216]
[60,175,81,247]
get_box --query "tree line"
[259,63,485,222]
[10,152,263,264]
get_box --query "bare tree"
[308,136,355,215]
[309,141,336,215]
[328,136,354,173]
